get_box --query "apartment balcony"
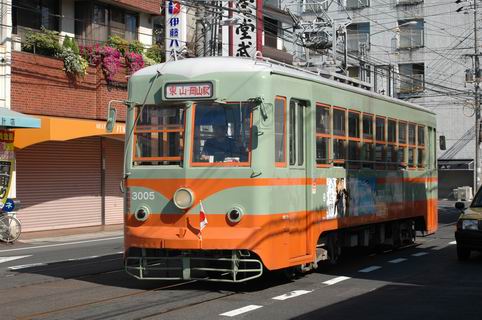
[398,29,424,50]
[345,0,369,10]
[398,73,424,98]
[396,0,423,6]
[347,33,370,53]
[11,51,128,121]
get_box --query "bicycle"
[0,212,21,243]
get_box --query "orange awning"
[14,115,125,149]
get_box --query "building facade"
[297,0,477,198]
[6,0,160,231]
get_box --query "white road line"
[358,266,382,273]
[8,263,47,270]
[0,236,123,253]
[67,255,99,261]
[412,252,428,257]
[0,255,31,264]
[323,276,351,286]
[272,290,312,301]
[220,305,263,317]
[449,241,457,245]
[388,258,407,264]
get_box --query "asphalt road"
[0,202,480,320]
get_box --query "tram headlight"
[227,206,244,224]
[134,206,150,222]
[173,188,195,210]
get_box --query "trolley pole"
[474,0,480,192]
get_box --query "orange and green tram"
[117,56,437,282]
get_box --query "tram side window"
[375,117,386,166]
[289,102,296,165]
[408,123,416,167]
[418,125,425,168]
[398,121,407,165]
[274,97,286,166]
[316,105,330,166]
[333,108,346,164]
[348,111,360,167]
[362,114,374,168]
[387,119,397,167]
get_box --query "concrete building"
[294,0,477,199]
[5,0,160,231]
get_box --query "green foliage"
[58,48,89,78]
[128,40,145,54]
[106,35,129,55]
[23,27,62,57]
[142,54,156,66]
[145,44,163,64]
[62,36,80,55]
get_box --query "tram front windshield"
[133,104,186,166]
[192,102,252,165]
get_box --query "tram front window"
[192,102,252,165]
[133,104,185,166]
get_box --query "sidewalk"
[19,224,124,244]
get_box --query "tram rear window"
[192,102,253,166]
[133,105,185,165]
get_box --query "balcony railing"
[396,0,423,5]
[399,73,424,94]
[399,29,424,49]
[347,33,369,53]
[346,0,369,10]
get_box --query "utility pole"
[457,0,480,192]
[474,0,480,192]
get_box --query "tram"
[110,56,437,282]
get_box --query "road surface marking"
[323,276,351,286]
[358,266,382,273]
[412,252,428,257]
[449,241,456,245]
[220,305,263,317]
[272,290,312,301]
[388,258,407,264]
[8,262,47,270]
[68,255,99,261]
[0,255,31,264]
[0,236,123,253]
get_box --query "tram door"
[288,99,309,259]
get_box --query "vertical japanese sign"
[165,0,187,61]
[224,0,262,57]
[0,130,14,209]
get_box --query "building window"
[347,23,370,53]
[13,0,60,33]
[398,19,424,49]
[264,17,279,48]
[399,63,425,95]
[345,0,369,9]
[75,1,138,45]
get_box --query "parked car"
[454,194,482,261]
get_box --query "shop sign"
[0,130,14,160]
[165,0,187,61]
[225,0,262,57]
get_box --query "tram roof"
[133,56,435,115]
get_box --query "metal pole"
[474,0,480,192]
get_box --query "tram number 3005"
[131,191,155,201]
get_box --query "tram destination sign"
[164,82,213,100]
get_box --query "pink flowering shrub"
[125,51,145,74]
[80,44,122,81]
[79,41,145,81]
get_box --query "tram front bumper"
[124,248,263,282]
